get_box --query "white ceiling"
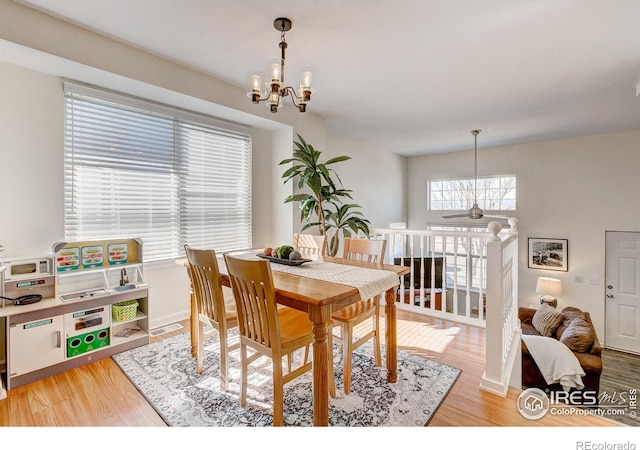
[17,0,640,156]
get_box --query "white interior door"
[605,231,640,354]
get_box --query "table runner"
[267,260,400,300]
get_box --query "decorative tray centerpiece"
[256,253,311,266]
[257,245,311,266]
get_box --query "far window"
[429,175,516,211]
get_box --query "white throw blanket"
[521,334,585,391]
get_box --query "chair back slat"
[224,255,280,351]
[343,238,387,263]
[238,276,269,346]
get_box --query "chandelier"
[247,17,314,113]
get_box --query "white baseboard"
[149,310,190,331]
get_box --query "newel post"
[481,221,507,394]
[481,219,521,396]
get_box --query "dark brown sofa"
[519,306,602,399]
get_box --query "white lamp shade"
[536,277,562,297]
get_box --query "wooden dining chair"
[184,245,239,391]
[293,233,327,256]
[331,237,387,394]
[223,254,335,425]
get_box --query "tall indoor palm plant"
[280,134,370,256]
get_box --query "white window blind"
[64,82,252,262]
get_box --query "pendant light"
[247,17,314,113]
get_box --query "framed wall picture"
[528,238,568,271]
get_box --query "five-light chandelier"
[247,17,314,113]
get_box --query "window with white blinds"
[64,82,252,262]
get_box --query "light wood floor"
[0,309,621,427]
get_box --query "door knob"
[606,294,614,298]
[607,285,613,289]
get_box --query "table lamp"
[536,276,562,308]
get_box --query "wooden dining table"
[179,252,408,426]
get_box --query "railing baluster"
[452,235,459,316]
[442,235,449,312]
[479,236,486,321]
[418,234,425,308]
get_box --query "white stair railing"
[372,225,496,327]
[371,219,520,396]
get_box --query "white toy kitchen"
[0,238,150,396]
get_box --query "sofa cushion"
[560,317,595,353]
[555,307,587,339]
[518,307,536,326]
[532,304,565,337]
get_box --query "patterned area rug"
[112,331,461,427]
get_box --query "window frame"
[63,81,252,263]
[428,174,517,212]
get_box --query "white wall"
[325,133,406,231]
[0,62,64,256]
[0,1,405,329]
[406,130,640,339]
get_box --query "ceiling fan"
[442,130,508,220]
